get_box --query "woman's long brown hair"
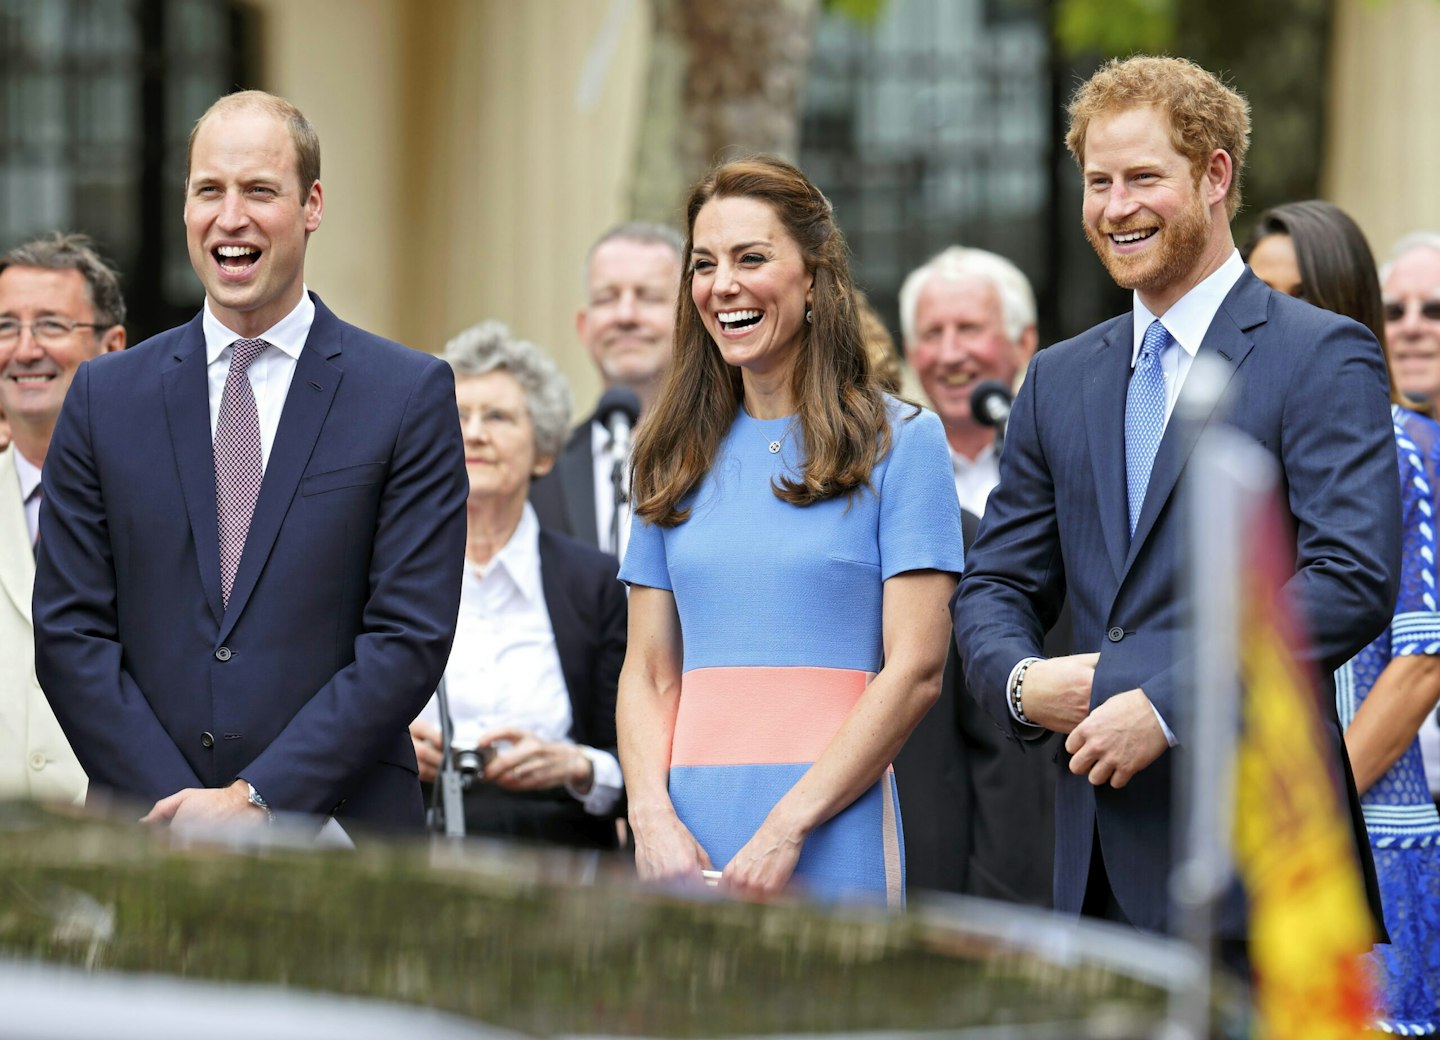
[632,156,891,526]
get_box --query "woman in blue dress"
[1247,200,1440,1032]
[617,157,964,904]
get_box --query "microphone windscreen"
[596,386,641,426]
[969,380,1013,428]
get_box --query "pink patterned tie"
[214,338,268,606]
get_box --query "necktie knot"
[1139,320,1170,363]
[229,338,269,373]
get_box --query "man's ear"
[1017,325,1038,366]
[99,324,126,354]
[304,179,324,234]
[1204,149,1233,209]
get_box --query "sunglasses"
[1383,299,1440,323]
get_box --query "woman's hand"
[409,720,445,784]
[479,726,593,792]
[721,812,807,900]
[630,807,714,882]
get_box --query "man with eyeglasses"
[1382,233,1440,410]
[31,92,467,835]
[1382,232,1440,811]
[0,232,125,803]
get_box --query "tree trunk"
[629,0,821,225]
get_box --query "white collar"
[1131,250,1245,366]
[949,440,996,471]
[473,501,544,606]
[11,447,41,501]
[203,288,315,365]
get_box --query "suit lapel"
[0,448,34,621]
[538,530,587,740]
[1082,323,1132,583]
[161,314,225,624]
[559,420,599,546]
[1121,271,1264,579]
[220,297,343,637]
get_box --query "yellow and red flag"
[1233,497,1377,1038]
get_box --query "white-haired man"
[899,246,1038,518]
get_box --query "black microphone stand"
[609,440,628,558]
[427,676,466,840]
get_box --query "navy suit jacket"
[538,528,625,770]
[32,294,468,832]
[953,269,1399,936]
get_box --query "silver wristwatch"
[244,781,275,823]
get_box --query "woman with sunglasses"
[1246,200,1440,1033]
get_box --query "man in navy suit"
[953,56,1398,936]
[32,91,467,833]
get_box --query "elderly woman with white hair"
[410,321,627,849]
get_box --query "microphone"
[969,379,1013,454]
[596,386,642,459]
[597,387,642,556]
[969,380,1013,429]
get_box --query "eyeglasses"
[0,318,104,345]
[1383,299,1440,324]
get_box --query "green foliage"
[1054,0,1177,58]
[823,0,888,23]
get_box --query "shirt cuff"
[568,746,623,816]
[1150,702,1178,747]
[1006,656,1045,729]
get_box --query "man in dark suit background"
[530,222,682,557]
[954,56,1397,937]
[33,91,467,833]
[892,246,1053,903]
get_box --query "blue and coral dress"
[621,398,964,905]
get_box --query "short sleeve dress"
[1334,405,1440,1032]
[621,397,965,905]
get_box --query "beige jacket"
[0,445,85,802]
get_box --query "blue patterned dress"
[1335,405,1440,1034]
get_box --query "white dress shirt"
[202,290,314,464]
[950,442,1000,519]
[1008,250,1247,739]
[1128,249,1246,422]
[590,420,631,558]
[13,450,41,544]
[416,503,622,814]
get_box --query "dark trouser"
[1081,825,1251,980]
[421,780,617,850]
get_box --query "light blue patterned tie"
[1125,320,1170,539]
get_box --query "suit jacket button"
[214,646,232,662]
[201,732,215,749]
[1107,626,1125,643]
